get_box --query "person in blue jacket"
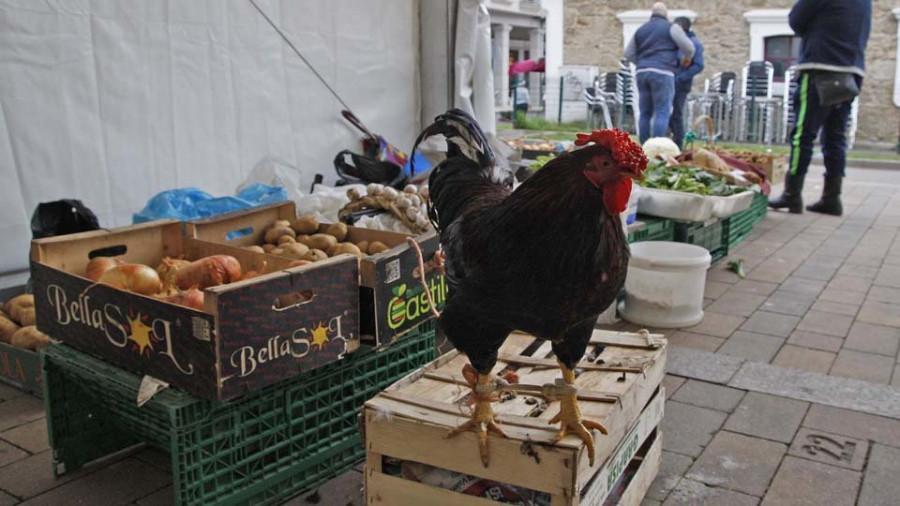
[625,3,695,144]
[769,0,871,216]
[669,17,703,150]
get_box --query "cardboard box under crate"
[364,329,666,505]
[188,201,446,346]
[31,219,359,402]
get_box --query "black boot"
[806,176,843,216]
[769,172,805,214]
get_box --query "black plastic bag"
[333,150,408,189]
[31,199,101,239]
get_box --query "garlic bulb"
[367,183,385,196]
[408,195,421,207]
[382,187,398,200]
[404,184,417,194]
[419,186,429,200]
[406,207,418,220]
[415,215,429,229]
[347,188,361,200]
[395,196,411,209]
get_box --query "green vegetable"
[527,154,556,173]
[639,163,749,196]
[728,259,746,278]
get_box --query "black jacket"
[789,0,871,76]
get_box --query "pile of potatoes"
[242,215,390,267]
[0,294,52,352]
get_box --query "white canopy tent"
[0,0,501,288]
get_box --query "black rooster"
[413,109,646,467]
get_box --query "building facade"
[564,0,899,146]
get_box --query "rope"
[406,238,441,319]
[247,0,353,112]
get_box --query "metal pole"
[558,76,564,124]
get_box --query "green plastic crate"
[43,322,436,506]
[674,219,727,264]
[628,216,676,243]
[725,192,768,249]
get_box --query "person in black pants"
[669,17,703,150]
[769,0,871,216]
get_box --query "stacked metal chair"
[584,74,616,130]
[780,66,799,143]
[615,60,639,134]
[687,71,737,141]
[734,61,780,143]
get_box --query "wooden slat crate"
[363,329,667,505]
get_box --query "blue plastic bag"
[133,185,287,223]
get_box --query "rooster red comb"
[575,129,647,174]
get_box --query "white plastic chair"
[583,88,613,130]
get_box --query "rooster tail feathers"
[411,109,494,174]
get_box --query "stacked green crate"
[628,216,676,243]
[724,192,768,249]
[674,219,728,263]
[43,322,436,506]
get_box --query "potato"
[307,234,337,252]
[288,260,313,268]
[291,215,319,235]
[296,234,312,246]
[18,307,36,327]
[368,241,390,255]
[303,249,328,262]
[324,222,349,242]
[11,326,52,352]
[277,235,296,246]
[264,226,296,244]
[0,315,19,344]
[274,219,291,228]
[6,294,34,324]
[356,240,369,254]
[243,245,265,254]
[279,243,310,259]
[328,242,362,258]
[271,247,285,256]
[262,244,276,253]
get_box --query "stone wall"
[564,0,898,145]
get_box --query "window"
[764,35,801,81]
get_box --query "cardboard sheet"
[0,0,419,277]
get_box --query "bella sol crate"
[30,220,359,402]
[187,201,446,346]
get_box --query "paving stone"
[642,499,663,506]
[791,262,837,282]
[874,264,900,288]
[857,300,900,328]
[0,396,44,432]
[830,349,895,384]
[704,281,732,299]
[795,311,853,338]
[0,419,49,454]
[282,469,364,506]
[670,380,745,413]
[826,274,873,293]
[746,265,794,284]
[707,292,767,318]
[686,431,785,497]
[788,428,867,471]
[761,456,860,506]
[646,451,693,501]
[667,331,724,352]
[779,277,827,297]
[809,299,859,317]
[786,331,843,352]
[740,312,801,338]
[858,444,900,506]
[818,286,866,305]
[0,385,25,402]
[803,404,900,447]
[667,347,744,384]
[662,478,760,506]
[0,491,15,506]
[771,345,835,374]
[134,448,171,472]
[867,285,900,304]
[724,392,808,443]
[0,439,28,468]
[661,401,727,458]
[0,450,109,499]
[19,458,169,506]
[760,290,816,317]
[843,321,900,357]
[731,279,779,297]
[835,263,880,279]
[684,312,746,338]
[135,486,174,506]
[893,366,900,387]
[717,331,784,363]
[662,375,686,400]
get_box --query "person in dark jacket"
[625,3,695,144]
[769,0,871,216]
[669,17,703,150]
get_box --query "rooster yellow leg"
[445,364,508,467]
[549,361,609,466]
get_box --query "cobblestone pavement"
[0,164,898,505]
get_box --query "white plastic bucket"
[619,241,711,328]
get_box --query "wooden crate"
[188,201,447,346]
[363,329,666,505]
[31,219,359,402]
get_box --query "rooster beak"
[625,170,645,182]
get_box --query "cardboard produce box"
[189,202,446,346]
[31,220,359,402]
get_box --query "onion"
[99,264,163,295]
[158,288,205,311]
[86,257,121,281]
[157,257,191,290]
[174,255,243,290]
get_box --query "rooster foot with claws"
[445,364,509,467]
[548,363,608,466]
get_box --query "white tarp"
[454,0,494,134]
[0,0,419,280]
